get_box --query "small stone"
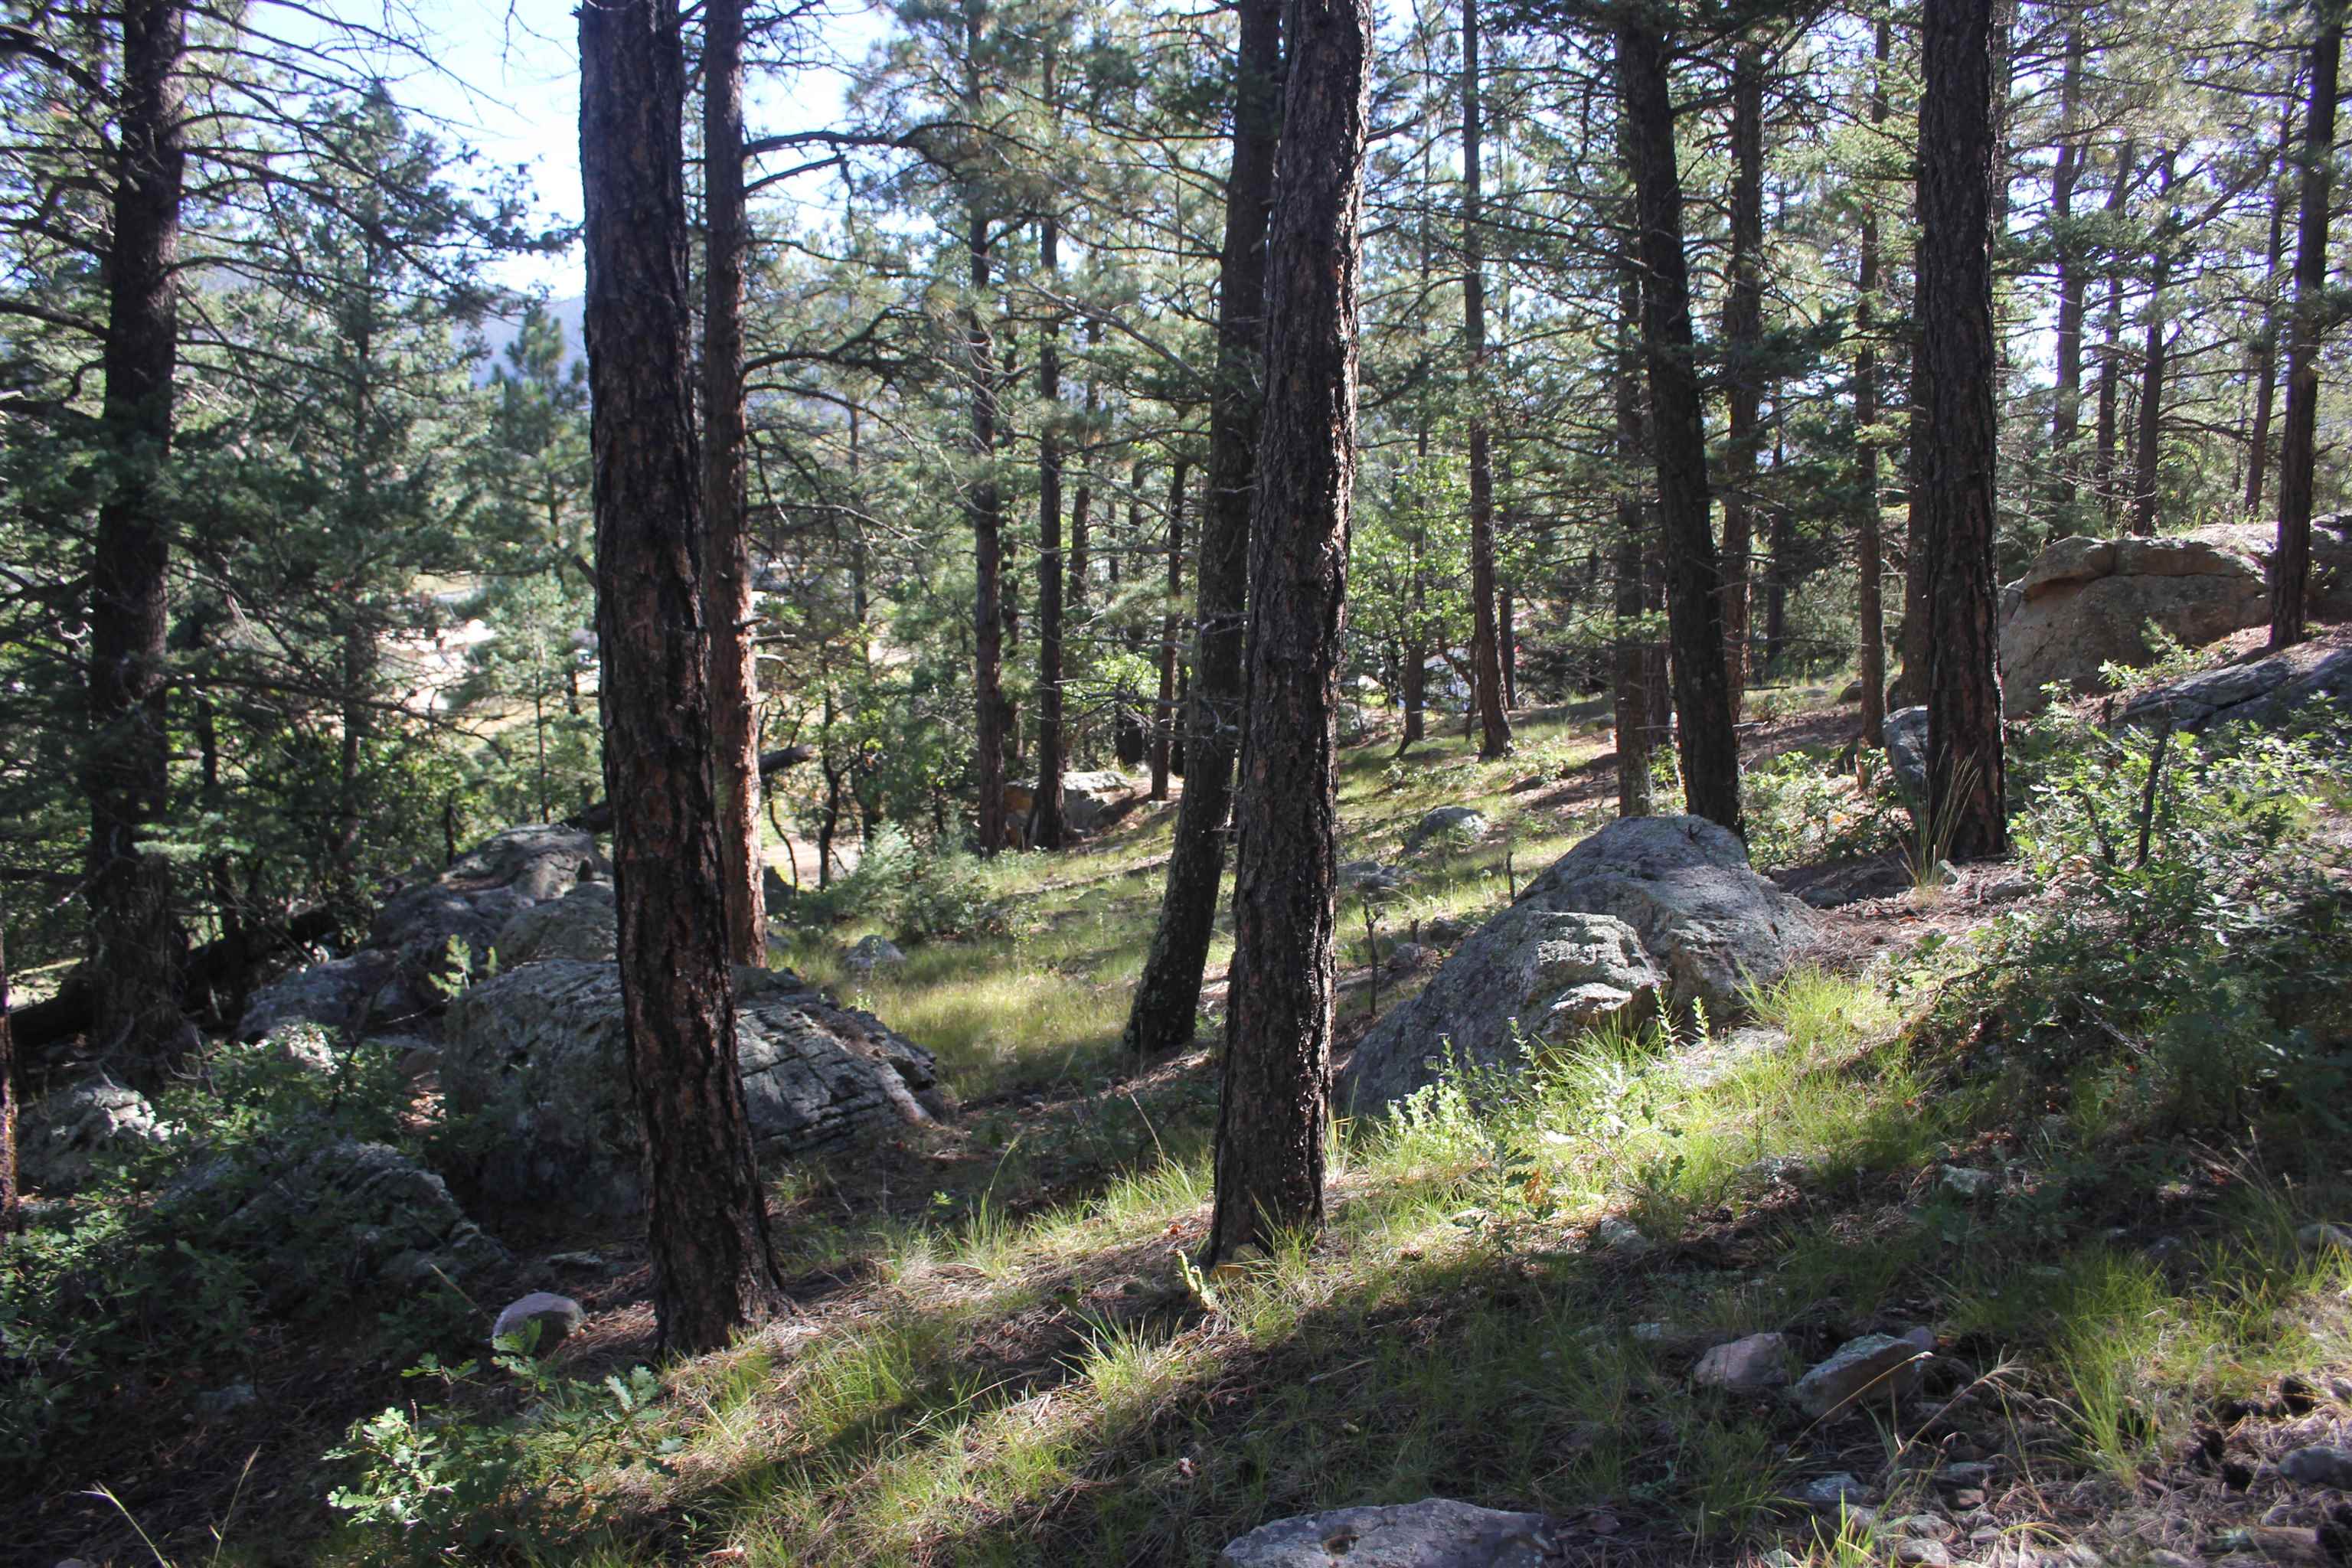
[1385,942,1429,973]
[1217,1498,1556,1568]
[2141,1553,2201,1568]
[1694,1331,1795,1391]
[1898,1540,1954,1566]
[1950,1490,1986,1511]
[191,1380,256,1421]
[1632,1321,1675,1343]
[491,1291,584,1354]
[1799,1473,1873,1510]
[1895,1516,1958,1540]
[1940,1462,1996,1488]
[2296,1222,2351,1254]
[1941,1166,1998,1199]
[2063,1547,2102,1568]
[2278,1445,2352,1488]
[1794,1332,1932,1419]
[843,934,907,974]
[1595,1217,1655,1258]
[543,1250,606,1273]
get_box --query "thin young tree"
[1854,8,1890,745]
[2,918,15,1230]
[1916,0,2007,860]
[1204,0,1373,1266]
[1720,38,1766,713]
[703,0,766,962]
[1122,0,1281,1059]
[2269,0,2342,649]
[1463,0,1513,759]
[1612,236,1656,815]
[580,0,783,1353]
[1031,202,1070,848]
[1614,2,1743,836]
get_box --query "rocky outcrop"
[1220,1499,1559,1568]
[442,960,942,1214]
[2117,642,2352,735]
[1339,816,1815,1114]
[237,825,609,1044]
[17,1076,172,1194]
[1998,521,2352,715]
[494,880,619,965]
[164,1137,509,1312]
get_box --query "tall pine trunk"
[703,0,764,962]
[2092,139,2137,522]
[2129,150,2176,537]
[2047,17,2086,517]
[1614,11,1743,836]
[1462,0,1512,759]
[1917,0,2008,861]
[1854,14,1890,746]
[1150,460,1191,800]
[580,0,782,1353]
[1123,0,1280,1058]
[2245,102,2296,520]
[2,920,15,1229]
[2271,6,2341,648]
[1613,240,1655,817]
[1720,40,1766,718]
[87,0,191,1076]
[1204,0,1372,1266]
[1031,204,1070,849]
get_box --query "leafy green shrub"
[1957,708,2352,1135]
[775,823,1008,942]
[0,1031,474,1462]
[1741,748,1905,871]
[327,1330,676,1564]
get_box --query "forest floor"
[22,670,2352,1568]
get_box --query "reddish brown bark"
[703,0,765,962]
[580,0,782,1353]
[1123,0,1280,1059]
[2272,8,2341,648]
[1917,0,2008,861]
[1204,0,1373,1266]
[1463,0,1512,760]
[1614,10,1743,836]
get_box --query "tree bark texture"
[1615,12,1743,837]
[702,0,765,962]
[580,0,782,1354]
[968,203,1008,854]
[1204,0,1371,1266]
[1151,459,1191,800]
[2245,102,2296,521]
[1916,0,2008,861]
[1855,14,1891,746]
[1720,39,1766,718]
[2047,18,2086,516]
[1613,253,1655,817]
[2,920,15,1229]
[1031,208,1070,848]
[2092,139,2137,521]
[2130,149,2176,537]
[2271,7,2341,648]
[1124,0,1280,1059]
[86,0,191,1079]
[1463,0,1512,760]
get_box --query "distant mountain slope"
[472,296,586,385]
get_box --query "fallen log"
[5,904,342,1056]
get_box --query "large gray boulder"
[1220,1499,1558,1568]
[17,1076,172,1194]
[165,1137,508,1312]
[235,949,397,1044]
[1340,816,1815,1114]
[2117,644,2352,735]
[1998,521,2352,716]
[494,880,619,965]
[442,960,942,1214]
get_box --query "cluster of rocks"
[15,821,946,1330]
[1338,816,1815,1115]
